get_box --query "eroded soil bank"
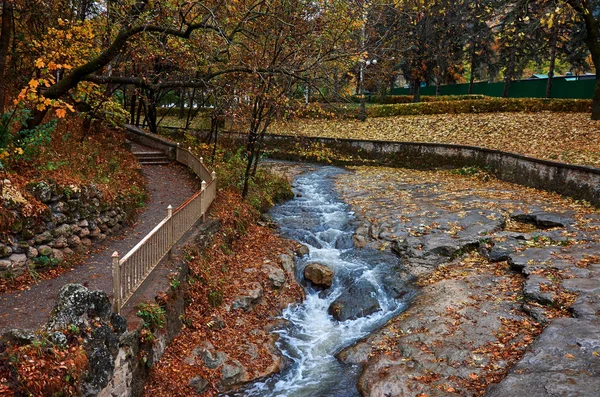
[335,166,600,396]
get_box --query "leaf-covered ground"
[144,190,304,396]
[271,112,600,168]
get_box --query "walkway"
[0,149,199,333]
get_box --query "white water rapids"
[226,166,413,397]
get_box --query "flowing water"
[227,165,413,397]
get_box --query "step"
[137,155,170,162]
[139,160,172,165]
[132,151,165,157]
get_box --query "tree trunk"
[468,45,476,95]
[179,87,186,119]
[333,68,341,101]
[0,0,13,115]
[185,86,197,129]
[130,93,137,125]
[135,97,143,126]
[502,46,516,98]
[546,25,559,98]
[412,79,421,103]
[567,0,600,119]
[241,132,256,199]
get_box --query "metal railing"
[112,143,217,313]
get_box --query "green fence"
[390,77,596,99]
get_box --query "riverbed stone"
[523,275,555,305]
[562,278,600,294]
[221,359,249,387]
[263,264,285,289]
[512,211,574,229]
[192,341,228,369]
[328,279,380,321]
[232,282,263,311]
[189,376,209,394]
[486,318,600,397]
[304,263,334,288]
[294,244,310,257]
[279,254,295,276]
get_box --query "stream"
[227,165,414,397]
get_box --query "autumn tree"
[556,0,600,119]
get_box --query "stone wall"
[0,179,127,278]
[256,134,600,207]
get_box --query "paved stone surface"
[333,166,600,397]
[0,155,199,333]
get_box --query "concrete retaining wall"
[258,134,600,207]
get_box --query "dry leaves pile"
[272,112,600,167]
[144,190,304,396]
[0,335,88,396]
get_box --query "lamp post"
[359,58,377,122]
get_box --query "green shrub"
[366,98,592,118]
[350,94,487,104]
[136,302,166,329]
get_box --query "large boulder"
[304,263,334,288]
[328,279,381,321]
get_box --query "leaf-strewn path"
[0,150,199,333]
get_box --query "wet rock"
[352,234,367,249]
[221,359,249,387]
[328,279,381,321]
[294,244,310,257]
[189,376,209,394]
[263,264,285,289]
[304,263,334,288]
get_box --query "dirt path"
[0,160,199,333]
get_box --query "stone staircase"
[129,141,172,165]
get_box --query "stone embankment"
[1,180,127,279]
[335,166,600,396]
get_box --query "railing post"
[167,205,173,258]
[201,180,207,222]
[211,171,216,180]
[200,156,203,164]
[112,251,121,314]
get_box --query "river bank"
[336,166,600,396]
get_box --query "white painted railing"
[112,142,216,313]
